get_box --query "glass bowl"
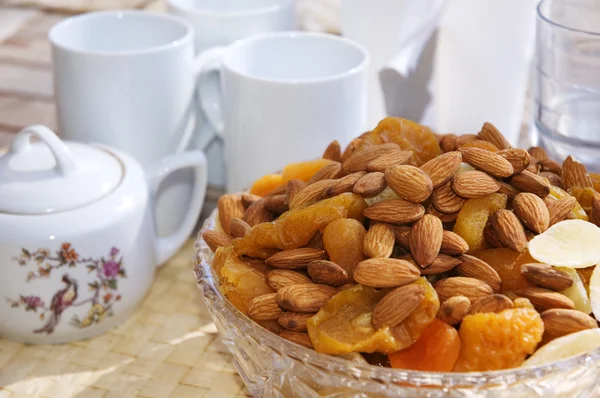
[193,207,600,398]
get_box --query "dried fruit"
[491,209,527,252]
[323,218,367,277]
[307,260,348,286]
[388,319,460,372]
[452,171,500,199]
[437,296,471,325]
[454,308,543,371]
[267,269,313,291]
[248,293,284,321]
[452,193,507,252]
[434,277,494,303]
[276,283,338,313]
[468,294,513,314]
[363,223,395,258]
[589,266,600,320]
[524,329,600,367]
[384,165,433,203]
[459,147,514,178]
[528,220,600,268]
[281,159,337,183]
[556,267,592,314]
[353,258,421,288]
[250,173,284,197]
[364,199,425,225]
[457,254,502,292]
[541,309,598,338]
[472,248,536,294]
[372,284,426,329]
[512,193,550,233]
[420,151,462,188]
[410,215,443,268]
[521,263,573,291]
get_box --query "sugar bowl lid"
[0,125,123,214]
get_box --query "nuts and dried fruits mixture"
[202,117,600,372]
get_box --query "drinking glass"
[535,0,600,170]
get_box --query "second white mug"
[196,31,369,192]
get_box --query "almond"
[343,143,402,173]
[202,230,233,252]
[372,284,426,329]
[244,199,274,226]
[547,196,577,226]
[457,254,502,292]
[497,181,521,199]
[364,199,425,225]
[307,260,348,286]
[497,148,531,175]
[510,170,550,197]
[434,277,494,303]
[521,263,573,291]
[491,209,527,252]
[441,231,469,255]
[327,171,367,196]
[526,162,541,174]
[385,165,433,203]
[266,248,325,269]
[393,226,411,250]
[439,134,458,152]
[279,330,313,348]
[451,170,500,198]
[276,284,338,313]
[513,192,550,233]
[267,269,313,291]
[308,162,343,184]
[459,147,514,178]
[528,146,548,161]
[593,192,600,227]
[410,214,443,268]
[418,254,462,275]
[286,179,307,205]
[363,223,395,258]
[265,183,288,197]
[469,294,513,314]
[229,217,251,238]
[353,172,386,197]
[241,192,262,207]
[263,194,289,214]
[248,293,284,321]
[456,134,478,147]
[278,312,314,332]
[516,287,575,311]
[478,122,511,150]
[420,151,463,188]
[322,140,341,162]
[426,202,460,223]
[353,258,421,288]
[437,295,471,325]
[483,223,503,248]
[289,179,335,209]
[540,171,562,188]
[366,150,413,172]
[562,156,593,189]
[340,137,364,163]
[432,181,467,213]
[218,194,245,235]
[540,159,562,175]
[541,309,598,338]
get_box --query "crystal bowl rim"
[193,205,600,386]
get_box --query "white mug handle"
[146,150,208,265]
[193,46,228,149]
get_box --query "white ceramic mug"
[196,32,369,192]
[168,0,296,189]
[49,10,207,241]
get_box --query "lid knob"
[9,125,77,177]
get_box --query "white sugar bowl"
[0,125,207,344]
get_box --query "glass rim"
[537,0,600,37]
[195,206,600,387]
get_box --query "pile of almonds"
[202,120,600,361]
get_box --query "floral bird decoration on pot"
[6,243,126,334]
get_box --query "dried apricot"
[548,186,588,221]
[590,172,600,192]
[569,186,595,217]
[250,173,284,197]
[454,308,543,371]
[234,193,367,256]
[388,319,460,372]
[472,248,535,294]
[323,218,366,277]
[358,117,441,166]
[453,193,507,252]
[281,159,337,183]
